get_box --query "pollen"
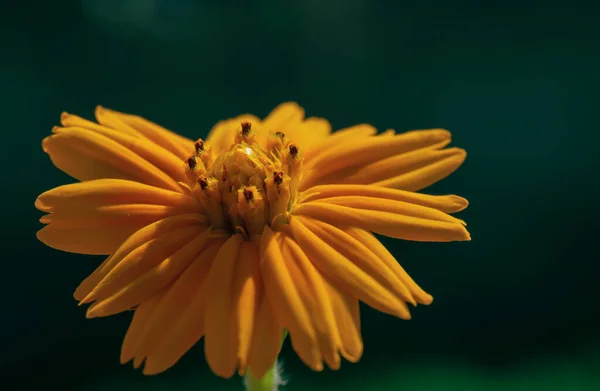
[184,122,304,237]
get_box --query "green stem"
[244,331,288,391]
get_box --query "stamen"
[183,124,303,236]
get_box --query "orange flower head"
[35,102,470,378]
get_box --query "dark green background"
[2,0,599,390]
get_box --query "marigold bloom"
[35,102,470,379]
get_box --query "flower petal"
[260,226,323,372]
[322,278,363,363]
[232,241,262,375]
[301,196,464,226]
[120,290,165,366]
[73,213,206,300]
[139,240,224,375]
[372,149,467,191]
[280,235,342,370]
[302,129,451,189]
[36,179,198,212]
[304,124,377,162]
[292,202,470,242]
[262,102,305,132]
[300,184,468,214]
[204,234,244,378]
[297,217,415,307]
[86,227,212,317]
[247,292,284,379]
[206,115,261,155]
[287,215,410,318]
[340,146,464,187]
[42,128,181,191]
[96,106,194,160]
[55,120,187,184]
[345,228,433,305]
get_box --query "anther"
[186,156,197,169]
[289,144,299,159]
[275,131,285,139]
[273,171,284,185]
[243,187,254,202]
[198,175,208,190]
[241,122,252,136]
[194,139,204,154]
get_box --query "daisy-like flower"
[36,102,469,384]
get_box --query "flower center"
[183,122,304,237]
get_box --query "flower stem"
[244,362,283,391]
[243,330,288,391]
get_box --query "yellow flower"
[35,102,470,379]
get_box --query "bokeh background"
[2,0,599,390]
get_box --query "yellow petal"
[341,146,463,186]
[204,234,244,378]
[298,217,415,307]
[206,115,261,155]
[304,124,377,162]
[280,235,342,369]
[97,106,194,160]
[120,290,165,365]
[372,149,467,191]
[247,293,284,379]
[300,184,468,213]
[346,228,433,305]
[287,215,409,319]
[86,227,211,317]
[260,226,323,371]
[292,202,470,242]
[304,129,451,188]
[301,196,464,225]
[54,122,187,184]
[140,240,224,375]
[232,241,262,375]
[262,102,305,132]
[73,213,205,300]
[61,111,139,138]
[36,225,136,256]
[42,128,180,191]
[82,226,202,304]
[323,278,363,362]
[35,179,199,213]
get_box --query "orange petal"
[260,226,323,371]
[262,102,305,132]
[346,228,433,305]
[42,128,180,191]
[36,225,136,256]
[303,129,451,188]
[304,124,377,162]
[121,290,165,365]
[292,202,470,242]
[300,184,468,214]
[86,227,211,317]
[232,241,262,375]
[287,215,410,318]
[300,196,464,226]
[140,240,224,375]
[97,106,194,160]
[82,226,203,305]
[297,217,415,307]
[247,292,284,379]
[322,278,363,363]
[373,149,467,191]
[204,234,244,378]
[74,213,205,300]
[206,115,261,155]
[280,235,342,369]
[54,122,187,184]
[36,179,199,213]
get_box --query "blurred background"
[2,0,599,390]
